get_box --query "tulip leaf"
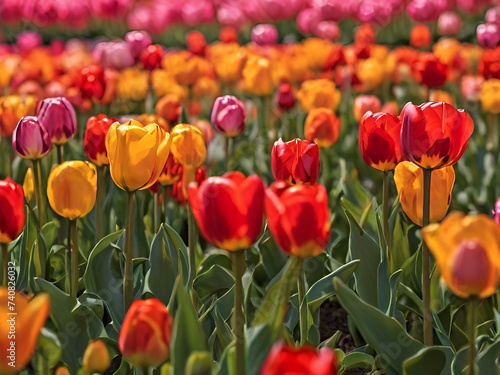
[344,209,380,307]
[306,259,360,311]
[32,327,62,370]
[477,339,500,375]
[28,231,48,291]
[211,304,234,354]
[341,352,376,371]
[334,277,424,375]
[403,346,452,375]
[34,278,104,374]
[246,323,274,375]
[194,264,235,301]
[255,231,288,280]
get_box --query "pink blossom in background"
[242,0,269,23]
[477,23,500,48]
[357,0,393,26]
[260,0,306,21]
[127,3,172,35]
[251,24,278,45]
[486,6,500,25]
[59,0,91,29]
[0,0,22,23]
[310,0,345,22]
[89,0,133,19]
[22,0,59,27]
[17,31,43,54]
[311,20,340,40]
[406,0,446,22]
[460,75,484,102]
[92,40,135,69]
[457,0,492,14]
[181,0,214,25]
[296,8,322,34]
[125,31,153,57]
[437,11,462,35]
[217,3,248,28]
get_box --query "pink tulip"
[493,197,500,227]
[92,40,135,70]
[242,0,269,23]
[437,11,462,35]
[477,23,500,49]
[311,21,340,40]
[296,8,322,34]
[36,97,77,145]
[460,75,484,102]
[457,0,491,14]
[127,3,173,35]
[16,31,42,54]
[251,24,278,45]
[486,6,500,25]
[125,31,152,57]
[0,0,22,23]
[12,116,53,160]
[181,0,214,25]
[211,95,247,137]
[260,0,306,21]
[217,4,248,28]
[357,1,393,26]
[89,0,133,19]
[60,1,91,29]
[406,0,446,22]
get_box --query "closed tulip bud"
[422,212,500,299]
[106,120,170,192]
[359,112,402,171]
[37,97,77,145]
[210,95,246,137]
[118,298,173,369]
[277,83,295,111]
[410,24,432,49]
[125,30,152,57]
[260,342,338,375]
[413,53,448,88]
[219,26,238,43]
[394,161,454,226]
[0,290,50,374]
[353,95,382,122]
[271,138,319,185]
[189,172,265,251]
[265,182,331,258]
[437,11,462,36]
[311,21,340,41]
[83,114,116,166]
[241,55,274,96]
[83,339,110,374]
[170,124,206,168]
[477,23,500,49]
[12,116,52,160]
[23,168,34,202]
[304,108,341,148]
[155,94,182,124]
[480,79,500,114]
[400,101,474,169]
[187,31,207,56]
[0,94,37,138]
[0,178,24,244]
[461,75,484,102]
[47,161,97,220]
[140,44,163,71]
[251,24,278,46]
[297,79,341,112]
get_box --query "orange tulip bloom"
[422,212,500,299]
[0,95,37,138]
[304,108,341,148]
[0,290,50,374]
[410,24,432,49]
[297,79,341,112]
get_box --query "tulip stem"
[124,191,136,312]
[298,259,308,345]
[422,168,433,346]
[70,219,79,297]
[56,144,64,164]
[162,185,168,225]
[232,250,246,375]
[66,221,71,295]
[153,191,159,233]
[188,205,197,286]
[32,159,44,228]
[382,171,391,272]
[96,166,106,243]
[468,299,477,375]
[2,243,8,286]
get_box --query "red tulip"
[188,172,265,252]
[171,166,206,205]
[265,182,330,258]
[413,53,448,88]
[139,44,163,71]
[83,114,116,166]
[0,178,25,244]
[277,83,295,111]
[271,138,319,185]
[118,298,173,369]
[76,64,106,101]
[358,112,402,171]
[260,342,338,375]
[400,101,474,169]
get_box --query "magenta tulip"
[211,95,247,137]
[12,116,52,160]
[37,97,77,146]
[125,31,152,57]
[251,24,278,46]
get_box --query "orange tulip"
[0,95,37,138]
[297,79,341,112]
[304,108,341,148]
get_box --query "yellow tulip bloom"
[47,161,97,220]
[296,79,341,112]
[23,167,34,202]
[0,289,50,374]
[106,120,170,192]
[422,212,500,299]
[241,55,274,97]
[83,339,110,374]
[394,161,455,226]
[480,79,500,114]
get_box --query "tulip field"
[3,1,500,374]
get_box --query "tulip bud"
[0,178,25,244]
[125,30,152,57]
[187,31,207,56]
[210,95,246,137]
[83,339,110,374]
[140,44,163,71]
[23,168,34,202]
[277,83,295,111]
[17,31,42,54]
[12,116,52,160]
[477,23,500,49]
[251,24,278,46]
[296,8,322,35]
[118,298,173,369]
[353,95,382,122]
[437,11,462,36]
[83,114,116,166]
[410,24,432,49]
[304,108,341,148]
[487,7,500,25]
[311,21,340,41]
[271,138,319,185]
[193,119,214,145]
[37,97,77,145]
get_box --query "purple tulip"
[251,24,278,46]
[211,96,247,138]
[12,116,52,160]
[125,30,153,57]
[437,11,462,36]
[477,23,500,49]
[37,97,77,145]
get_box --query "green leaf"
[477,339,500,375]
[341,352,376,371]
[32,327,62,371]
[403,347,449,375]
[246,324,273,375]
[194,264,234,301]
[334,277,424,375]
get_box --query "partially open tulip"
[83,339,110,374]
[47,161,97,220]
[12,116,52,160]
[118,298,173,369]
[394,161,455,226]
[210,95,246,137]
[105,120,170,192]
[400,101,474,170]
[75,65,106,101]
[189,172,265,251]
[297,79,341,112]
[353,95,382,122]
[0,178,24,244]
[0,290,50,374]
[461,75,484,102]
[271,138,319,185]
[83,114,116,166]
[260,342,338,375]
[413,53,448,88]
[422,212,500,299]
[36,97,77,145]
[251,24,278,46]
[359,112,402,171]
[265,182,331,258]
[0,95,37,138]
[304,108,341,148]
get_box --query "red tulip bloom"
[0,178,25,244]
[118,298,173,369]
[265,182,330,258]
[277,83,295,111]
[358,112,402,171]
[76,64,106,101]
[260,342,338,375]
[139,44,163,71]
[400,101,474,170]
[171,166,206,205]
[83,114,117,166]
[413,53,448,88]
[271,138,319,185]
[188,172,265,252]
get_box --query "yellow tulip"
[480,79,500,114]
[106,120,170,192]
[116,68,149,101]
[422,212,500,299]
[0,289,50,374]
[357,58,386,91]
[23,167,34,202]
[207,43,245,86]
[296,79,341,112]
[47,161,97,220]
[151,69,188,101]
[162,51,206,86]
[241,55,274,97]
[394,161,455,226]
[83,339,110,374]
